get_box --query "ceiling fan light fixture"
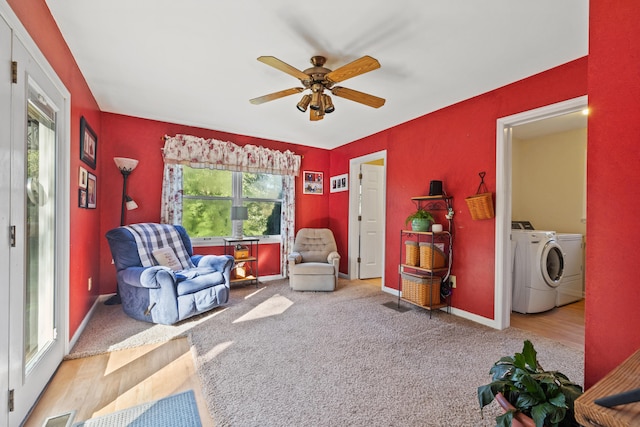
[323,94,335,113]
[310,90,323,111]
[296,94,311,112]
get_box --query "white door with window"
[2,24,68,426]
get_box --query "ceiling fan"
[250,55,385,121]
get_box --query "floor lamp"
[106,157,139,305]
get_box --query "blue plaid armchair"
[106,223,234,325]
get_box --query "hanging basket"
[465,172,494,220]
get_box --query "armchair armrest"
[328,251,340,278]
[196,254,234,272]
[197,254,233,287]
[288,252,302,264]
[327,251,340,263]
[118,266,175,289]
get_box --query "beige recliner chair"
[288,228,340,291]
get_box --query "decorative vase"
[495,393,538,427]
[411,218,431,232]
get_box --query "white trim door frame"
[494,96,587,330]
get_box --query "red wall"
[8,0,103,337]
[330,58,588,319]
[98,113,330,293]
[584,2,640,388]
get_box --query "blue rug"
[73,390,201,427]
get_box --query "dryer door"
[541,241,564,287]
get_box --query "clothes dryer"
[556,233,584,306]
[511,229,564,313]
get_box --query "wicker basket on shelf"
[405,240,419,266]
[401,273,441,305]
[419,243,446,269]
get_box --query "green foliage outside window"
[182,168,282,238]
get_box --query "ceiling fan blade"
[331,86,385,108]
[257,56,310,81]
[325,56,381,84]
[310,108,324,121]
[250,87,304,105]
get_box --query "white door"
[358,164,384,279]
[0,14,12,426]
[7,34,66,426]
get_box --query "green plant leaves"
[494,411,514,427]
[477,340,583,427]
[522,339,540,370]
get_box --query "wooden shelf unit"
[223,237,260,287]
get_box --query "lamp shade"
[231,206,248,220]
[114,157,139,172]
[125,196,138,210]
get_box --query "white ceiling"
[45,0,589,150]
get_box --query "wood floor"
[24,337,214,427]
[23,291,584,427]
[510,299,585,351]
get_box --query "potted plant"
[405,207,434,231]
[477,340,583,427]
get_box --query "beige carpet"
[69,279,583,426]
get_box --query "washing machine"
[555,233,584,306]
[511,222,564,314]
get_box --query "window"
[182,168,283,239]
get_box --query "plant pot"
[495,393,537,427]
[411,218,431,231]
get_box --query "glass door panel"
[24,81,57,373]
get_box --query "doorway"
[348,150,387,285]
[494,96,587,330]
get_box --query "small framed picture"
[79,166,88,189]
[78,188,88,208]
[303,171,323,195]
[80,116,97,169]
[330,173,348,193]
[86,172,97,209]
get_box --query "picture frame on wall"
[79,166,88,189]
[330,173,348,193]
[78,188,88,208]
[86,172,97,209]
[80,116,97,169]
[303,171,323,195]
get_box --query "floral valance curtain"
[162,134,301,176]
[161,134,300,278]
